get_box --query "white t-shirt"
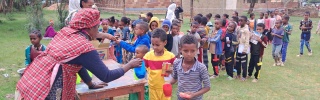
[171,35,180,56]
[257,19,265,24]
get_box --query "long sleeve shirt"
[238,25,251,53]
[120,33,151,53]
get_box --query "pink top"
[264,18,271,30]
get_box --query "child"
[188,22,201,60]
[115,21,151,53]
[162,19,173,51]
[248,13,257,32]
[199,17,209,68]
[25,30,46,66]
[169,35,211,100]
[247,23,268,82]
[120,17,131,41]
[209,19,223,78]
[269,11,276,41]
[107,16,116,34]
[44,20,56,38]
[100,19,114,37]
[149,17,160,38]
[271,20,284,66]
[222,22,237,80]
[222,14,229,27]
[297,11,313,57]
[143,28,176,100]
[264,11,271,36]
[206,13,214,35]
[114,32,123,63]
[257,12,265,24]
[275,9,282,21]
[172,19,184,37]
[236,16,251,81]
[129,45,150,100]
[146,12,153,22]
[233,11,239,17]
[281,15,292,66]
[171,23,181,57]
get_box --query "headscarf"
[69,8,101,30]
[162,19,172,28]
[166,3,177,23]
[68,0,81,13]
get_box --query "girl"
[108,16,116,34]
[271,20,284,66]
[248,13,256,32]
[25,30,46,67]
[120,17,131,41]
[257,12,265,24]
[264,12,271,37]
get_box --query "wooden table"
[76,59,145,100]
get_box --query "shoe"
[280,62,284,66]
[308,50,312,56]
[227,76,234,80]
[246,76,251,79]
[297,54,302,57]
[241,77,246,81]
[252,79,258,83]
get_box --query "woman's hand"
[127,58,143,68]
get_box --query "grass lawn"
[0,10,320,100]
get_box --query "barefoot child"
[248,23,268,82]
[271,20,284,66]
[236,16,251,81]
[209,19,223,78]
[297,11,313,57]
[144,28,176,100]
[281,15,292,66]
[170,35,211,100]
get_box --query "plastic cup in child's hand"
[163,83,172,97]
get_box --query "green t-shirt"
[282,24,292,42]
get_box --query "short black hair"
[147,12,153,17]
[121,17,130,25]
[305,11,310,16]
[250,13,255,18]
[191,21,199,26]
[152,28,167,42]
[179,35,198,48]
[283,15,290,20]
[80,0,88,8]
[136,45,149,54]
[30,30,42,38]
[200,17,208,25]
[256,23,265,29]
[197,13,203,17]
[136,22,149,33]
[172,19,181,25]
[115,19,119,23]
[222,19,227,26]
[171,23,179,29]
[108,16,115,24]
[234,11,239,16]
[206,13,212,19]
[240,16,248,21]
[215,14,221,19]
[232,16,239,23]
[193,15,202,23]
[141,17,148,22]
[223,14,229,18]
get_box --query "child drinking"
[170,23,181,57]
[236,16,251,81]
[209,19,223,78]
[297,11,313,57]
[25,30,46,66]
[169,35,211,100]
[248,23,268,82]
[271,20,284,66]
[144,28,176,100]
[281,15,292,66]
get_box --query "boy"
[188,22,201,60]
[170,35,211,100]
[198,17,209,66]
[271,20,284,66]
[209,19,223,78]
[222,14,229,27]
[223,22,237,80]
[146,12,153,23]
[236,16,251,81]
[171,23,181,57]
[247,23,268,82]
[115,22,151,53]
[297,11,313,57]
[129,45,150,100]
[162,19,173,51]
[281,15,292,66]
[144,28,176,100]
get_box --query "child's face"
[223,16,227,19]
[279,12,284,16]
[239,18,246,26]
[260,13,264,18]
[190,24,199,33]
[275,21,281,28]
[251,15,255,19]
[162,25,169,32]
[151,37,167,54]
[264,13,268,18]
[29,34,41,46]
[275,10,279,15]
[180,43,197,62]
[282,18,288,24]
[256,26,264,33]
[227,23,235,33]
[304,14,309,20]
[114,21,119,28]
[270,12,274,17]
[214,20,221,30]
[171,25,179,35]
[101,22,108,30]
[135,48,146,59]
[134,24,144,36]
[150,21,158,31]
[118,21,124,29]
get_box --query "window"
[260,0,266,3]
[247,0,258,3]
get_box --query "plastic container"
[163,83,172,97]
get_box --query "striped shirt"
[172,58,211,100]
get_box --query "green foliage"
[26,0,45,32]
[5,13,15,21]
[56,1,68,29]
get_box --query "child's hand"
[106,34,117,41]
[185,92,195,99]
[127,58,143,68]
[271,33,275,36]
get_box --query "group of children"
[25,8,317,99]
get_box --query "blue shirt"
[120,33,151,53]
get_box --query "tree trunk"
[123,0,126,17]
[248,0,256,14]
[190,0,193,22]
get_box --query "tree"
[26,0,45,32]
[56,0,68,29]
[248,0,257,14]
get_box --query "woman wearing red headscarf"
[16,9,142,100]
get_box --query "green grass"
[0,10,320,100]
